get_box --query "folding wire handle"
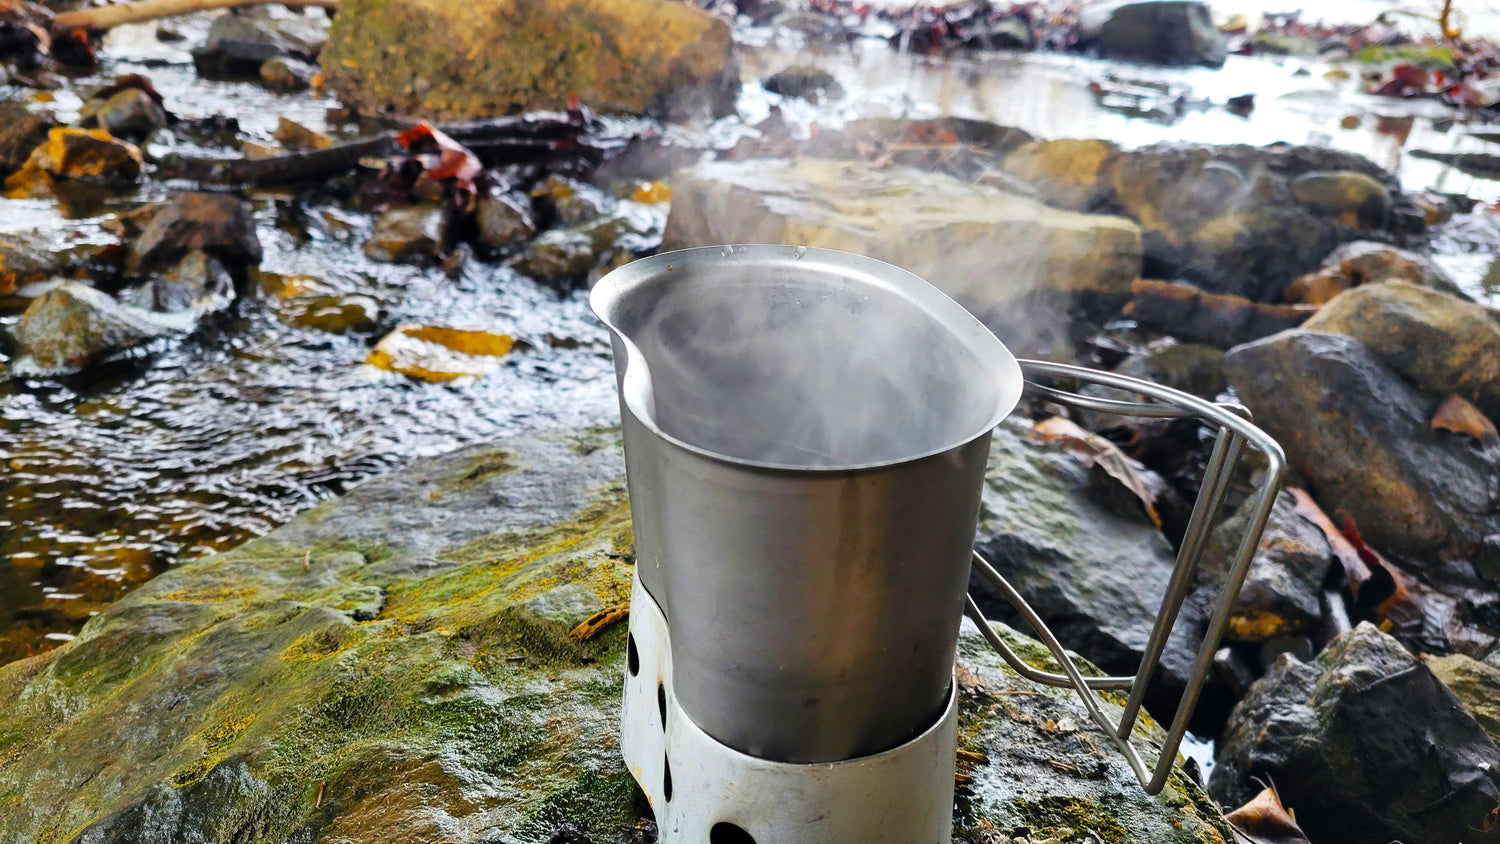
[966,358,1287,795]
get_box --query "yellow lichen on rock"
[367,324,516,381]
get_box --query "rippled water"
[4,10,1500,663]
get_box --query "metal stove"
[591,245,1285,844]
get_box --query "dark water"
[5,11,1500,663]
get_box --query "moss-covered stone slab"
[318,0,738,121]
[0,429,1230,843]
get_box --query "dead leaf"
[393,121,483,211]
[1286,488,1414,622]
[568,603,629,641]
[1032,416,1163,530]
[1226,785,1312,844]
[1432,393,1498,442]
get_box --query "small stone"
[89,88,169,142]
[122,250,235,314]
[531,175,616,228]
[13,282,165,373]
[0,232,63,297]
[278,293,380,334]
[272,116,332,150]
[511,229,596,289]
[192,8,329,74]
[128,192,263,276]
[1289,170,1391,227]
[475,190,536,252]
[21,127,142,182]
[762,65,845,101]
[258,56,317,92]
[1286,240,1463,304]
[0,103,58,178]
[367,324,515,381]
[364,204,451,264]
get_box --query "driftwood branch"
[1123,280,1316,350]
[52,0,338,34]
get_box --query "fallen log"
[1410,150,1500,180]
[154,111,604,187]
[1123,279,1315,350]
[53,0,338,34]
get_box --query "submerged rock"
[364,204,452,264]
[367,324,515,381]
[970,420,1206,725]
[1226,330,1500,562]
[320,0,737,120]
[121,250,235,315]
[762,65,845,101]
[475,190,537,253]
[278,293,380,335]
[12,282,164,373]
[1077,0,1227,67]
[1211,623,1500,844]
[665,158,1143,311]
[128,192,263,279]
[0,232,64,298]
[0,430,1228,843]
[1303,281,1500,421]
[192,8,329,74]
[530,175,615,228]
[1286,240,1465,304]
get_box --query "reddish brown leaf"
[1337,511,1418,626]
[395,121,482,209]
[1033,416,1163,530]
[1432,393,1498,442]
[1226,785,1311,844]
[1286,489,1414,622]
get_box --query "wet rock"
[12,282,164,373]
[665,158,1143,312]
[0,429,1228,844]
[192,8,329,74]
[1225,330,1500,562]
[320,0,737,120]
[1115,340,1226,399]
[258,56,316,92]
[19,127,142,182]
[1286,240,1466,305]
[762,65,845,101]
[84,88,169,142]
[128,193,263,278]
[271,117,332,151]
[1427,653,1500,744]
[1000,138,1118,211]
[970,420,1206,724]
[0,102,57,178]
[368,324,516,381]
[364,203,452,264]
[0,232,64,298]
[1288,170,1391,228]
[278,293,381,334]
[121,250,235,315]
[475,190,537,253]
[530,175,615,228]
[1211,623,1500,844]
[1106,143,1414,301]
[512,229,599,289]
[1303,281,1500,422]
[1077,0,1227,67]
[1195,491,1335,643]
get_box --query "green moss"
[438,449,517,492]
[1013,795,1130,844]
[1352,43,1458,70]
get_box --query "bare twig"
[53,0,338,35]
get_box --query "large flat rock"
[663,158,1144,311]
[320,0,737,120]
[0,429,1228,844]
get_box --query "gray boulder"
[1211,623,1500,844]
[12,282,165,373]
[1078,1,1227,67]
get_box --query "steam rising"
[613,257,1002,468]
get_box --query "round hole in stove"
[710,822,756,844]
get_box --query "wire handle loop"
[968,358,1287,795]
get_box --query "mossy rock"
[0,429,1229,843]
[319,0,738,121]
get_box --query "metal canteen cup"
[591,245,1286,792]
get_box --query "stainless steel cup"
[591,245,1023,763]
